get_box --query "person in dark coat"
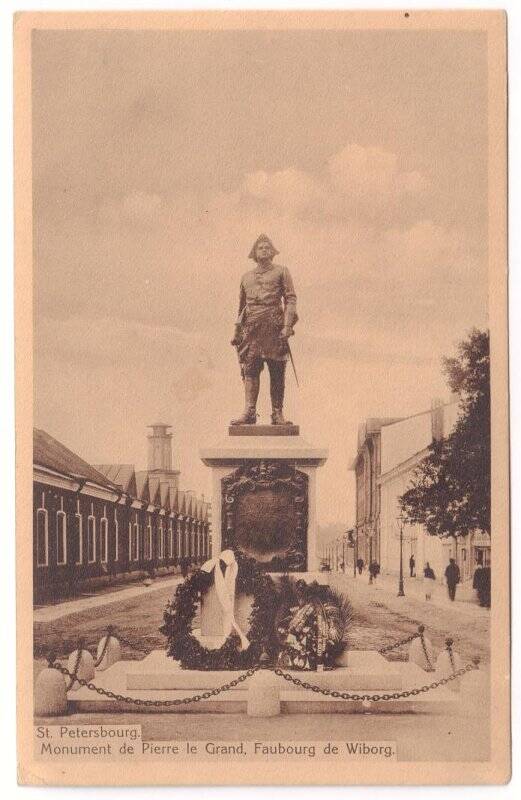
[409,554,416,577]
[473,564,491,607]
[356,558,364,575]
[369,560,380,583]
[444,558,460,601]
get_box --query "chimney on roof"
[147,423,180,490]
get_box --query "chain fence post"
[67,637,95,691]
[34,651,69,717]
[95,625,122,671]
[409,624,435,672]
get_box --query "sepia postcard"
[15,9,509,786]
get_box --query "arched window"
[87,515,96,563]
[177,519,183,558]
[128,521,133,562]
[133,521,140,561]
[56,510,67,565]
[158,521,164,559]
[74,512,83,565]
[145,519,153,560]
[168,521,174,558]
[36,508,48,567]
[100,517,108,563]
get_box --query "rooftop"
[34,429,118,490]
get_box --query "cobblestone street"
[328,572,490,666]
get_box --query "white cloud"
[230,143,431,225]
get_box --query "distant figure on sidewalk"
[444,558,460,601]
[356,558,364,575]
[423,562,436,600]
[369,560,380,584]
[473,564,491,608]
[409,554,416,578]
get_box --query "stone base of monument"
[67,647,460,715]
[228,424,300,437]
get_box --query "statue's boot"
[268,360,292,425]
[230,376,259,425]
[271,407,292,425]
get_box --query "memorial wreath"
[161,552,352,671]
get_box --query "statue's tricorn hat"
[248,234,279,260]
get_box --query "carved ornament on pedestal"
[221,460,308,571]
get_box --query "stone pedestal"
[200,428,328,573]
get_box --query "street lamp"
[396,514,411,597]
[397,518,405,596]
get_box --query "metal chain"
[419,631,434,672]
[378,630,420,655]
[51,662,258,707]
[47,622,479,709]
[66,646,83,691]
[115,635,155,655]
[274,662,477,701]
[93,630,112,669]
[50,659,477,708]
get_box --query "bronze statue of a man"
[231,234,298,425]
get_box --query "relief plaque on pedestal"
[222,460,308,571]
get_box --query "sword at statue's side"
[286,339,299,388]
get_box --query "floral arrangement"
[275,577,352,670]
[160,556,352,671]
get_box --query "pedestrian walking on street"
[423,562,436,600]
[409,554,416,578]
[356,558,364,575]
[444,557,460,601]
[369,560,380,584]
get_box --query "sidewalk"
[34,574,184,623]
[329,569,490,619]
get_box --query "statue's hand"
[231,326,242,347]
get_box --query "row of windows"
[127,522,207,562]
[36,507,209,568]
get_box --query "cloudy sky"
[33,28,488,525]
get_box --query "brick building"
[33,426,210,602]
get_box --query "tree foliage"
[399,329,490,538]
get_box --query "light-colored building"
[351,416,403,566]
[352,400,491,586]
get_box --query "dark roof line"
[34,429,119,490]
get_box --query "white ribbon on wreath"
[201,549,250,650]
